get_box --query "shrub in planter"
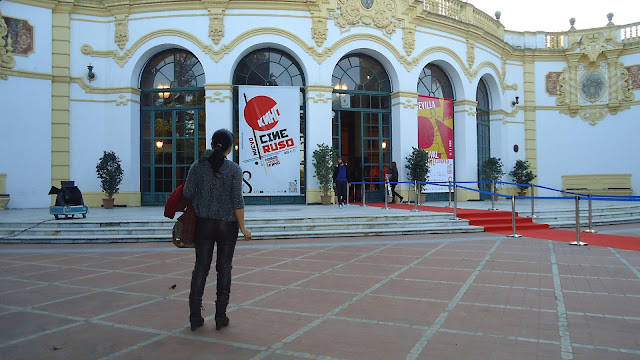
[509,159,536,194]
[96,151,124,208]
[480,157,504,193]
[312,143,337,204]
[405,147,430,203]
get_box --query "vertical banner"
[239,86,300,196]
[417,95,454,193]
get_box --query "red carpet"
[359,202,640,251]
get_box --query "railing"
[349,179,639,244]
[422,0,462,20]
[620,22,640,42]
[545,33,565,49]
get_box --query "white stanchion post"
[529,184,536,218]
[416,181,421,207]
[489,181,498,210]
[361,183,366,207]
[412,180,419,212]
[570,195,588,246]
[346,183,350,206]
[507,195,522,238]
[447,181,452,208]
[584,194,597,233]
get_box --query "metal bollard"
[346,183,350,206]
[412,180,419,212]
[489,180,498,210]
[570,196,588,246]
[447,181,452,208]
[361,183,366,207]
[507,195,522,238]
[583,194,597,233]
[529,184,536,218]
[451,184,459,220]
[383,180,390,210]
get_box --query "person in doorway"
[183,129,252,332]
[389,161,404,203]
[333,156,350,208]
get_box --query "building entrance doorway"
[331,54,392,203]
[333,110,391,202]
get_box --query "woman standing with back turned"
[183,129,252,331]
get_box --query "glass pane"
[198,110,206,136]
[141,167,151,192]
[175,111,185,137]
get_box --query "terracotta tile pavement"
[1,231,640,359]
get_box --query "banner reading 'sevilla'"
[417,95,454,193]
[239,86,300,196]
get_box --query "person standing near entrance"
[333,156,350,208]
[183,129,252,332]
[390,161,404,203]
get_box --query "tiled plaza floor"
[1,228,640,359]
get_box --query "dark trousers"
[335,181,347,205]
[391,184,402,203]
[189,217,238,319]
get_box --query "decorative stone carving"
[209,14,224,45]
[579,108,609,126]
[618,64,635,102]
[466,39,475,68]
[0,12,16,78]
[312,17,328,48]
[555,70,568,106]
[114,14,129,50]
[331,0,398,36]
[576,32,612,63]
[402,27,415,57]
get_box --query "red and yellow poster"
[417,95,454,192]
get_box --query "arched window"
[476,79,491,199]
[233,48,306,203]
[140,49,205,205]
[418,64,454,99]
[332,54,391,92]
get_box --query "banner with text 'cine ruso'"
[238,86,300,196]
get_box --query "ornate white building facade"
[0,0,639,208]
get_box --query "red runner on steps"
[360,202,640,251]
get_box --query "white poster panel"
[424,157,454,193]
[238,86,300,196]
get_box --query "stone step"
[0,224,483,244]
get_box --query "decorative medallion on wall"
[578,63,608,104]
[626,65,640,89]
[547,29,635,125]
[2,15,33,56]
[361,0,374,9]
[330,0,398,36]
[0,11,17,79]
[114,15,129,50]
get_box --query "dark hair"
[207,129,234,175]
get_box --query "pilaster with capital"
[305,85,333,203]
[605,51,620,110]
[452,100,479,200]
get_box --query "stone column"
[305,85,333,203]
[51,0,74,201]
[391,91,418,202]
[523,53,538,195]
[453,100,479,201]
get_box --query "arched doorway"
[332,54,392,202]
[232,48,306,204]
[139,49,206,205]
[476,79,491,199]
[417,63,455,201]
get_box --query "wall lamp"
[87,64,96,81]
[511,96,519,106]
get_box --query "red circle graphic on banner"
[244,96,280,132]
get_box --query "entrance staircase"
[0,211,482,244]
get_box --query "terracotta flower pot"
[321,195,332,205]
[102,198,115,209]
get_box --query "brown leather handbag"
[172,199,196,248]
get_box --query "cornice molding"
[204,83,233,91]
[0,67,52,80]
[391,91,418,99]
[305,85,333,93]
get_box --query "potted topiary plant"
[312,143,337,205]
[96,150,124,209]
[480,156,504,199]
[405,147,430,204]
[509,159,536,196]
